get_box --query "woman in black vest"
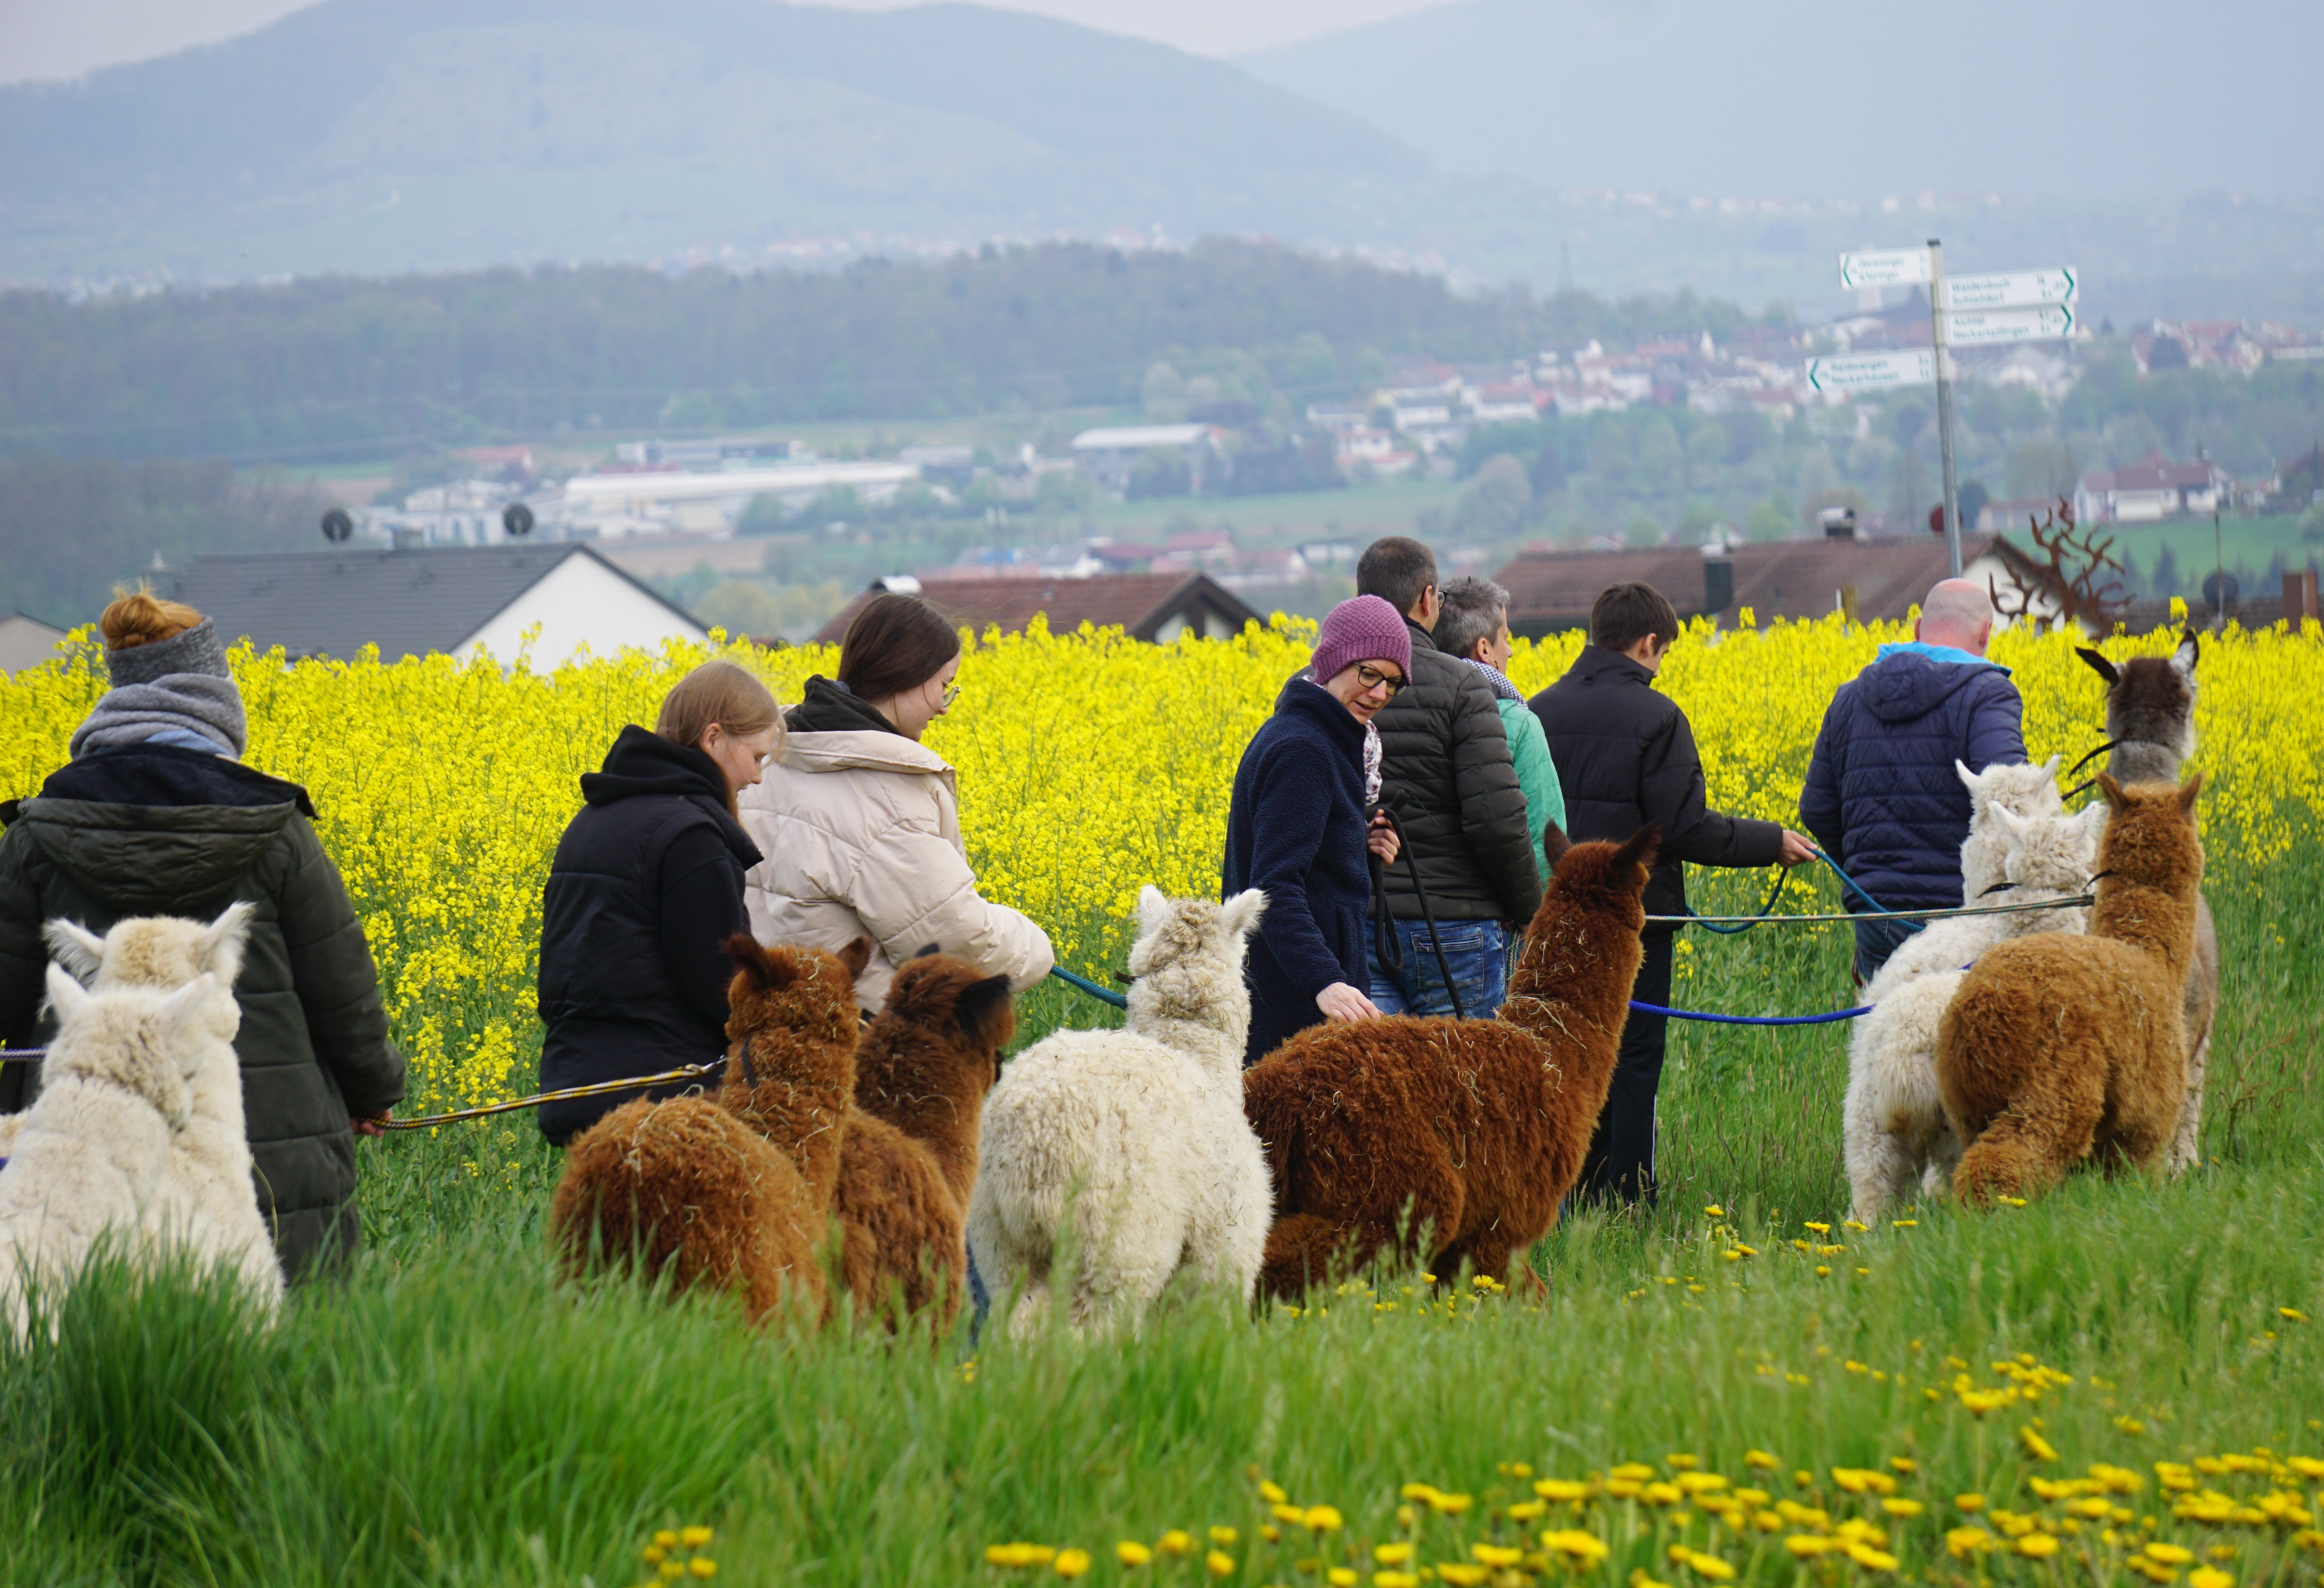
[536,660,781,1145]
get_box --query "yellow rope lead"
[378,1063,715,1131]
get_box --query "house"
[562,459,920,537]
[1068,425,1223,493]
[2074,452,2233,524]
[166,543,710,667]
[0,612,70,673]
[1155,530,1238,573]
[1494,534,2032,638]
[813,572,1264,646]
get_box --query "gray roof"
[166,543,699,660]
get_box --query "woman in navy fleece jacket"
[1223,596,1409,1066]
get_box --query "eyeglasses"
[1356,664,1407,696]
[940,684,961,710]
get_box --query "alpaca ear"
[1541,819,1571,868]
[2176,770,2203,812]
[2072,804,2108,846]
[154,974,218,1049]
[2077,647,2121,687]
[1987,803,2031,841]
[912,943,941,963]
[43,919,105,985]
[2095,771,2126,808]
[1614,824,1661,876]
[953,974,1015,1048]
[722,934,785,990]
[1954,758,1980,794]
[1137,885,1171,937]
[1218,888,1268,940]
[44,961,91,1022]
[835,936,875,981]
[2040,754,2062,779]
[2172,630,2199,678]
[199,901,256,988]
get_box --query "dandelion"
[2188,1569,2233,1588]
[1436,1567,1489,1587]
[2281,1308,2306,1323]
[688,1562,717,1581]
[1881,1500,1924,1518]
[1211,1528,1239,1547]
[1543,1531,1609,1563]
[679,1528,713,1548]
[1704,1205,1725,1217]
[1119,1543,1153,1567]
[1374,1543,1415,1566]
[2016,1534,2062,1558]
[1206,1550,1235,1579]
[1304,1506,1344,1532]
[1374,1576,1420,1588]
[1260,1482,1288,1504]
[1472,1545,1524,1568]
[1054,1551,1091,1579]
[1956,1495,1986,1512]
[2021,1426,2060,1462]
[1159,1531,1195,1557]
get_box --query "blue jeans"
[1852,915,1926,984]
[1367,918,1508,1019]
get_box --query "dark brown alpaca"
[1243,826,1654,1300]
[1938,774,2203,1206]
[832,948,1015,1324]
[2076,633,2219,1170]
[548,936,871,1324]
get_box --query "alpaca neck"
[2106,740,2182,786]
[2089,881,2195,977]
[722,1044,853,1205]
[1500,909,1637,1054]
[1127,999,1247,1088]
[855,1045,987,1205]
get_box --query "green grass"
[5,859,2322,1587]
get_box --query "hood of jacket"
[579,725,759,867]
[1565,644,1658,691]
[1858,648,2010,725]
[786,674,908,737]
[3,744,310,912]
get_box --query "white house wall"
[458,555,709,668]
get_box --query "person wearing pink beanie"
[1222,596,1408,1065]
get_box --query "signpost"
[1811,244,2083,578]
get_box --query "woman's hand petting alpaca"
[1316,981,1380,1023]
[1366,812,1400,866]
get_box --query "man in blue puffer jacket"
[1799,579,2027,981]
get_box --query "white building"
[0,612,70,673]
[562,460,922,537]
[1069,424,1223,492]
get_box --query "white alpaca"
[1843,767,2100,1221]
[969,887,1273,1335]
[43,905,284,1312]
[0,968,219,1338]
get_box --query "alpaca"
[969,888,1272,1335]
[1842,793,2101,1220]
[2077,634,2219,1169]
[1937,774,2204,1206]
[831,946,1015,1324]
[549,936,869,1325]
[1243,827,1654,1300]
[1858,758,2065,993]
[0,968,219,1338]
[43,905,283,1311]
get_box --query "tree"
[1744,493,1796,541]
[1956,479,1991,535]
[1126,449,1192,501]
[1454,455,1532,537]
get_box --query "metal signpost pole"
[1927,238,1963,577]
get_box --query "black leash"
[1372,804,1467,1022]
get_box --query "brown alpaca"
[832,948,1015,1324]
[548,936,871,1324]
[1937,774,2203,1206]
[1243,827,1654,1300]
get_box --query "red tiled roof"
[1495,534,2000,636]
[812,572,1261,646]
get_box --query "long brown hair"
[656,660,782,810]
[837,593,961,702]
[99,586,205,651]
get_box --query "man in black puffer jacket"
[1355,537,1540,1019]
[1531,582,1817,1207]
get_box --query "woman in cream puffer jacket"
[739,596,1053,1008]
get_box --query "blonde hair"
[656,659,782,757]
[99,585,205,651]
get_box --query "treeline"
[0,241,1788,462]
[0,457,327,627]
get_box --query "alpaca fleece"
[1843,765,2096,1220]
[970,888,1273,1335]
[831,951,1014,1324]
[1243,827,1653,1298]
[548,936,869,1325]
[1938,775,2204,1205]
[2076,635,2219,1170]
[0,969,219,1338]
[42,905,284,1315]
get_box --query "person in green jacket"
[0,591,403,1280]
[1438,576,1566,880]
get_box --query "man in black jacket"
[1356,537,1541,1019]
[1530,582,1816,1206]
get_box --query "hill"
[0,0,1427,283]
[1240,0,2324,201]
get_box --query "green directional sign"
[1941,267,2076,310]
[1804,349,1937,393]
[1942,304,2075,347]
[1838,248,1932,290]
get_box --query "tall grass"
[3,855,2319,1586]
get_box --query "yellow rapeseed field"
[4,611,2315,1113]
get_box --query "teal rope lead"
[1048,965,1128,1010]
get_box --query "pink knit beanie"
[1311,594,1413,685]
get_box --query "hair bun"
[99,587,205,651]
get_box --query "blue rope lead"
[1690,864,1790,935]
[1048,965,1128,1010]
[1630,998,1872,1026]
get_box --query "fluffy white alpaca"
[43,904,283,1312]
[1843,770,2100,1221]
[969,886,1273,1335]
[0,968,218,1338]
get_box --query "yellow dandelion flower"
[1118,1542,1154,1568]
[1327,1570,1356,1587]
[1159,1531,1194,1558]
[688,1562,717,1580]
[1436,1566,1489,1587]
[1543,1531,1609,1563]
[2021,1426,2060,1462]
[1881,1500,1924,1518]
[1206,1550,1235,1579]
[1260,1481,1289,1504]
[2188,1569,2233,1588]
[1211,1528,1239,1548]
[1304,1506,1345,1532]
[679,1528,713,1548]
[2016,1534,2062,1559]
[1955,1494,1986,1512]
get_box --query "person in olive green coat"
[1438,577,1567,878]
[0,593,402,1279]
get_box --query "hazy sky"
[0,0,1446,80]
